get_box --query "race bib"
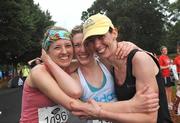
[92,120,112,123]
[38,105,69,123]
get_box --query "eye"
[54,46,61,49]
[97,35,104,40]
[65,43,73,48]
[74,43,81,48]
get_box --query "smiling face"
[72,33,94,65]
[85,29,118,59]
[47,39,73,68]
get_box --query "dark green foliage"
[0,0,54,64]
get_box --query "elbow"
[150,119,157,123]
[69,90,82,99]
[148,115,157,123]
[148,119,156,123]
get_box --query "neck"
[109,58,127,70]
[106,40,118,61]
[79,59,98,74]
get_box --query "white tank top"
[78,60,117,102]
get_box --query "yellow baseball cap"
[83,13,114,43]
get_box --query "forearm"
[45,59,82,98]
[48,88,77,110]
[98,100,132,113]
[99,110,157,123]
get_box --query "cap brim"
[83,26,109,44]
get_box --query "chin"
[79,60,90,65]
[58,62,71,68]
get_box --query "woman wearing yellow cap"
[70,13,172,123]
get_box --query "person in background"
[159,46,174,110]
[21,65,30,81]
[173,44,180,115]
[70,13,172,123]
[0,69,2,80]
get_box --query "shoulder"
[132,51,153,64]
[31,64,47,75]
[132,51,158,72]
[132,51,159,80]
[30,64,49,84]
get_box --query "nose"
[61,46,67,54]
[94,39,101,49]
[80,44,86,52]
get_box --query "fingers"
[142,97,159,113]
[148,102,159,109]
[146,105,160,112]
[140,105,160,113]
[150,105,160,112]
[147,98,159,108]
[116,42,125,59]
[115,42,123,56]
[89,100,100,109]
[146,93,159,100]
[116,41,136,59]
[123,44,133,57]
[137,101,159,113]
[42,48,46,53]
[41,49,46,61]
[119,42,132,59]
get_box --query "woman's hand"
[70,99,101,119]
[41,49,51,64]
[115,41,140,59]
[130,85,159,113]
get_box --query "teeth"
[79,54,88,58]
[97,48,105,54]
[60,56,69,60]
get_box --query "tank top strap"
[77,67,87,88]
[126,49,140,82]
[146,52,160,69]
[97,60,111,76]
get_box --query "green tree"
[0,0,54,64]
[164,0,180,53]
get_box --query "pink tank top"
[20,82,55,123]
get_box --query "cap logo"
[84,19,95,29]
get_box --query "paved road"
[0,87,22,123]
[0,87,87,123]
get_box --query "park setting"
[0,0,180,123]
